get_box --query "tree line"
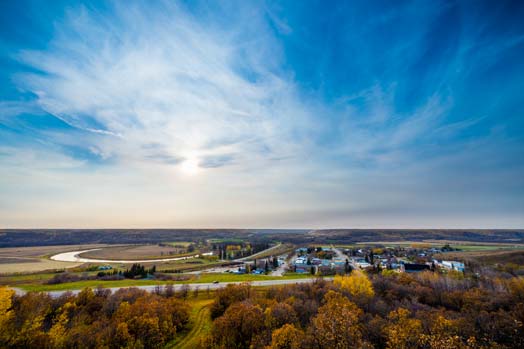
[202,270,524,348]
[0,286,189,348]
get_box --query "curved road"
[13,277,332,298]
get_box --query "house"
[352,257,371,269]
[311,258,322,265]
[402,263,430,273]
[441,261,465,272]
[294,257,307,265]
[332,258,345,266]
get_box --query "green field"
[10,272,312,292]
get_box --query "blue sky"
[1,0,523,228]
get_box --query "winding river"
[50,249,212,264]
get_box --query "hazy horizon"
[1,1,523,228]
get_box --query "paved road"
[332,246,360,270]
[234,243,283,262]
[332,245,347,260]
[12,277,332,298]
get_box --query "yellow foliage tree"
[0,287,14,343]
[48,302,75,349]
[311,291,363,349]
[385,308,422,349]
[334,270,375,299]
[0,286,14,322]
[267,323,303,349]
[421,315,471,349]
[508,277,524,302]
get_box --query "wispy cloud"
[14,2,318,172]
[1,1,523,228]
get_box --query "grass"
[168,299,213,349]
[12,272,313,292]
[207,238,244,243]
[449,245,524,251]
[0,272,62,284]
[165,242,193,247]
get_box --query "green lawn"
[14,272,313,292]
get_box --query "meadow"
[2,271,312,292]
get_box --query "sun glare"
[180,156,200,176]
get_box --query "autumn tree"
[48,301,75,349]
[114,294,189,348]
[420,315,470,349]
[0,287,14,345]
[384,307,422,349]
[265,302,298,330]
[210,283,251,319]
[267,323,304,349]
[310,290,363,349]
[212,301,265,349]
[334,270,375,301]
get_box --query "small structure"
[294,257,307,265]
[352,257,371,269]
[441,261,465,272]
[401,263,430,273]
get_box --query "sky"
[0,0,523,229]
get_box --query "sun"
[180,156,201,176]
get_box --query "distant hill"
[0,228,522,247]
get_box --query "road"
[12,277,332,298]
[332,245,347,260]
[234,243,283,262]
[332,246,359,270]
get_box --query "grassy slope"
[13,272,312,292]
[168,299,213,349]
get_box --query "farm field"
[434,249,524,266]
[0,244,115,259]
[0,244,116,274]
[350,240,524,251]
[78,244,200,260]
